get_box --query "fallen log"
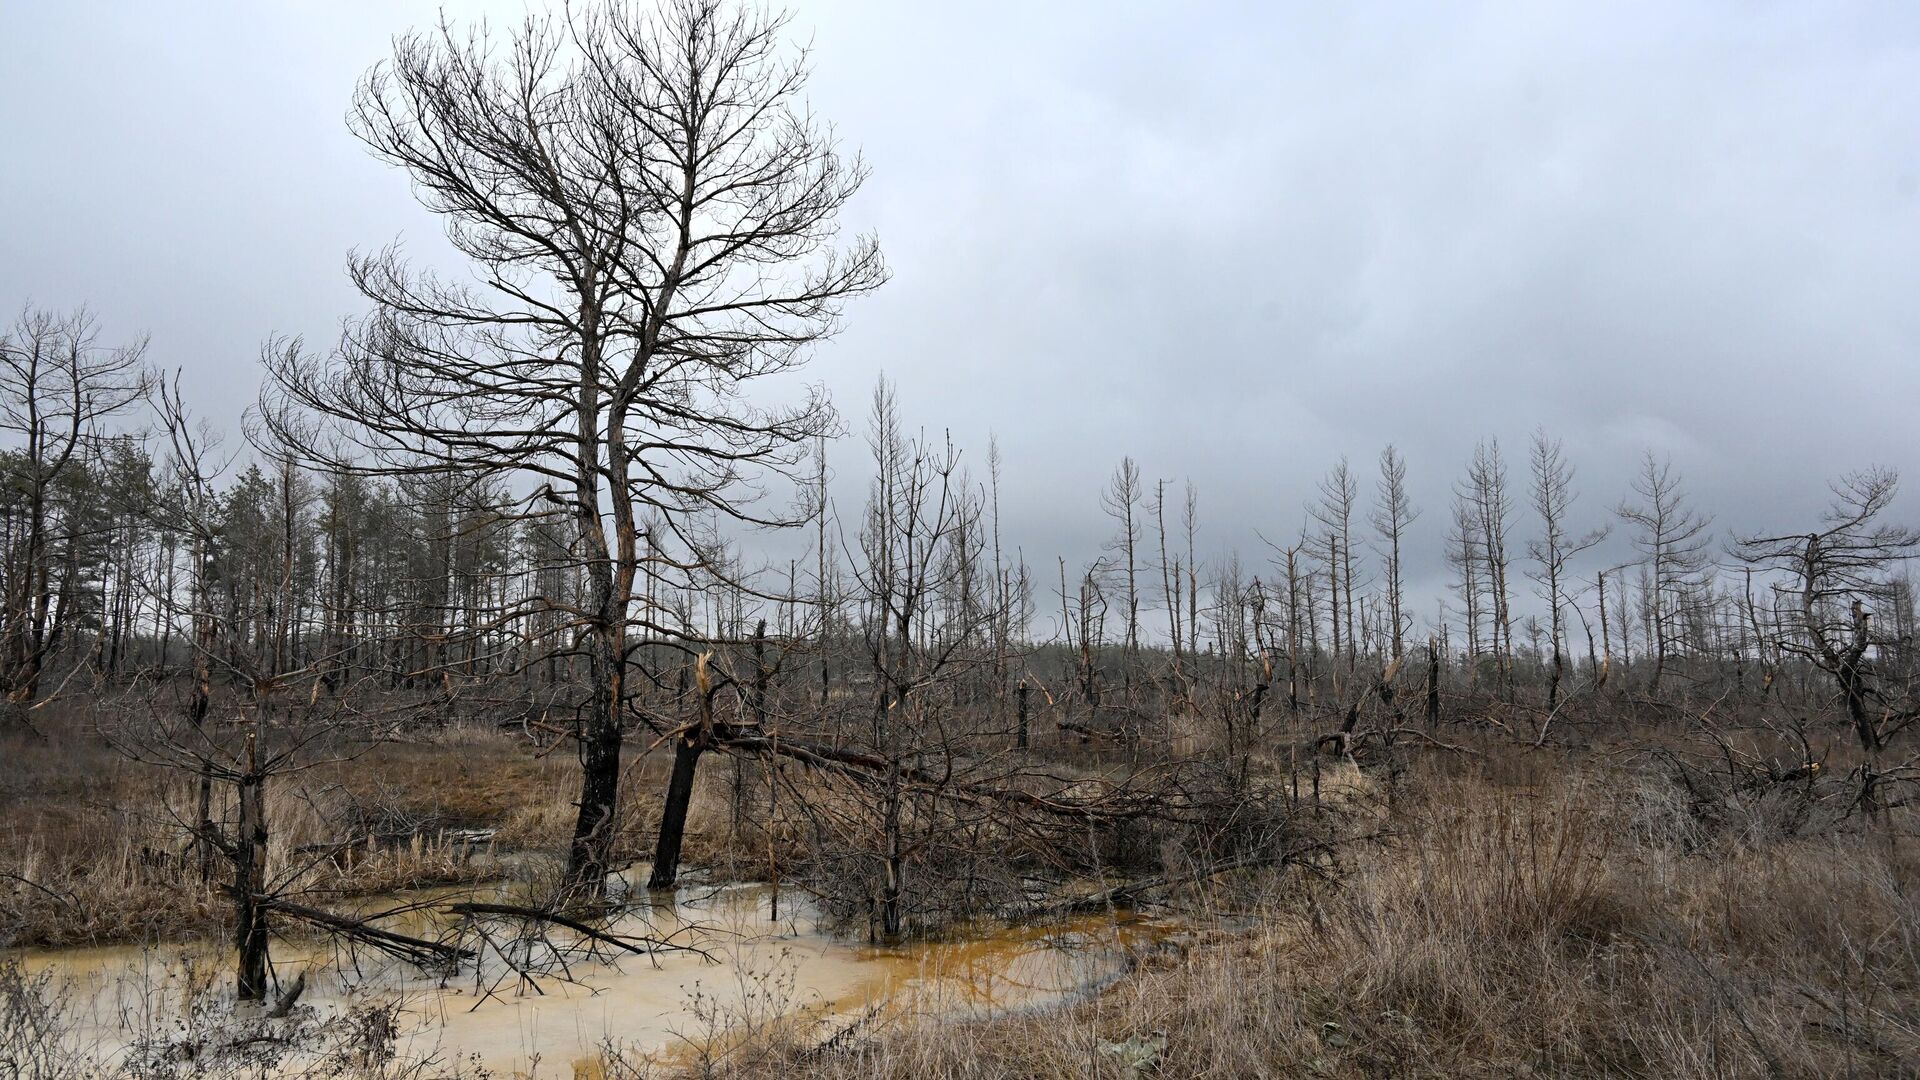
[1057,718,1141,745]
[711,730,1207,822]
[1026,840,1348,919]
[267,898,474,968]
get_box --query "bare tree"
[147,373,233,883]
[1735,467,1920,751]
[258,0,883,896]
[124,384,448,1001]
[1459,440,1514,692]
[1446,491,1484,668]
[1616,452,1713,692]
[841,376,998,934]
[1310,459,1361,676]
[0,308,147,720]
[1101,457,1143,689]
[1183,481,1201,661]
[1149,477,1186,701]
[1370,445,1418,662]
[1527,430,1606,708]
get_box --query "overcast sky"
[5,1,1918,631]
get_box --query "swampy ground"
[4,706,1919,1078]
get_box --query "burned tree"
[1526,430,1606,709]
[847,380,998,935]
[1736,467,1920,752]
[1102,457,1144,690]
[1616,453,1713,692]
[1446,491,1484,670]
[0,308,148,720]
[1371,445,1418,662]
[259,0,883,896]
[1459,440,1515,692]
[1311,459,1361,677]
[1150,478,1187,704]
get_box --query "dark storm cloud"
[4,0,1917,630]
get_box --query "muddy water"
[15,871,1171,1076]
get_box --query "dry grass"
[674,744,1919,1080]
[0,705,706,948]
[8,702,1919,1078]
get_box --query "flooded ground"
[12,868,1173,1076]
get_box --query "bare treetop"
[262,0,883,529]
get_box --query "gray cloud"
[5,0,1918,630]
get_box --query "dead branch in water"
[266,898,473,970]
[442,901,716,965]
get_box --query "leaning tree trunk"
[1841,661,1879,754]
[647,734,704,891]
[648,655,715,892]
[1837,607,1880,754]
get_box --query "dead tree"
[1371,445,1418,662]
[0,308,147,720]
[1460,440,1515,695]
[1617,452,1713,693]
[257,0,882,898]
[845,379,998,935]
[1101,457,1143,694]
[146,373,234,882]
[1311,459,1361,676]
[1183,482,1201,661]
[1735,467,1920,752]
[1150,477,1187,705]
[1446,492,1485,673]
[1526,430,1606,710]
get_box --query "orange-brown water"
[14,872,1171,1076]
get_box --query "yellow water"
[14,874,1169,1076]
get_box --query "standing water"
[12,869,1173,1076]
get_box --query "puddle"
[11,870,1174,1076]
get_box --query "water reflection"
[13,870,1172,1076]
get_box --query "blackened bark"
[565,623,625,894]
[234,729,269,1002]
[1016,682,1030,749]
[647,733,703,891]
[1424,645,1441,729]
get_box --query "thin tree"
[1370,445,1418,661]
[1445,493,1484,668]
[1311,459,1361,674]
[1616,452,1713,693]
[1526,430,1607,708]
[1460,440,1514,691]
[1101,457,1143,690]
[1149,477,1185,700]
[1183,481,1200,661]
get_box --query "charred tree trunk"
[1548,645,1564,709]
[1840,600,1880,753]
[1424,642,1441,729]
[234,727,270,1002]
[648,657,715,892]
[647,733,704,892]
[566,617,625,895]
[1016,681,1030,750]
